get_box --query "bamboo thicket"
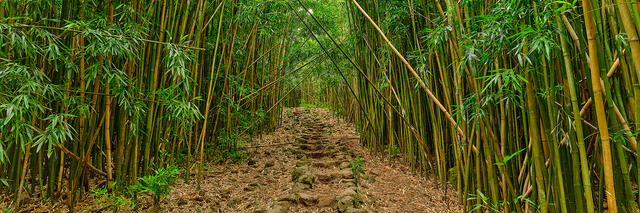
[315,0,640,212]
[0,0,314,211]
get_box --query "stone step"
[312,160,342,168]
[306,151,332,159]
[298,144,321,151]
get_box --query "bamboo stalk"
[581,0,618,211]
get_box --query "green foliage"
[611,129,640,147]
[163,96,203,131]
[0,0,320,209]
[91,182,135,212]
[384,144,401,156]
[90,166,181,211]
[239,109,267,135]
[221,95,266,135]
[0,178,9,187]
[34,113,76,157]
[129,166,181,207]
[165,43,195,93]
[211,133,248,163]
[495,148,526,166]
[350,157,364,183]
[452,68,527,126]
[468,190,538,212]
[350,158,365,207]
[422,19,452,51]
[382,0,410,36]
[300,100,331,110]
[300,103,317,109]
[479,69,527,107]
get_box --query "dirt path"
[15,108,460,212]
[266,108,366,213]
[180,107,461,213]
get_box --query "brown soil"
[2,107,461,213]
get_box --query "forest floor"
[10,107,460,212]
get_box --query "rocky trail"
[267,109,365,213]
[18,108,460,212]
[237,108,461,213]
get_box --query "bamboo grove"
[0,0,350,211]
[311,0,640,212]
[5,0,640,212]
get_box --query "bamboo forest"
[3,0,640,212]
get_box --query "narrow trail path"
[268,108,365,213]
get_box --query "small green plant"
[350,157,364,184]
[130,166,181,208]
[467,190,500,212]
[384,144,401,156]
[348,158,366,207]
[90,182,134,212]
[467,190,538,212]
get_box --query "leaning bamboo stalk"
[288,2,378,136]
[348,0,463,138]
